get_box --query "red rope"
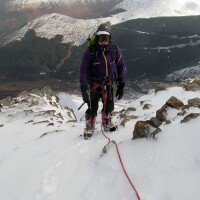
[114,142,141,200]
[101,125,141,200]
[101,85,141,199]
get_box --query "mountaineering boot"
[84,113,96,140]
[102,112,118,132]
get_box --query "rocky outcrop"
[155,83,182,93]
[0,87,77,128]
[133,94,200,140]
[184,83,200,91]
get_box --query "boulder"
[184,83,200,91]
[181,113,200,123]
[149,117,162,128]
[188,98,200,108]
[156,104,168,122]
[166,96,184,109]
[132,121,151,139]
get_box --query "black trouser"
[86,85,114,116]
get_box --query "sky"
[0,86,200,200]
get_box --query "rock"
[193,79,200,86]
[166,96,184,109]
[125,107,136,114]
[143,103,152,110]
[57,113,64,121]
[33,120,50,125]
[181,113,200,123]
[120,116,130,126]
[184,83,200,91]
[119,109,126,113]
[119,113,127,118]
[149,117,162,128]
[156,104,168,122]
[177,110,187,116]
[155,83,182,93]
[47,123,54,126]
[0,96,12,106]
[188,98,200,108]
[155,83,168,92]
[132,121,151,139]
[147,128,162,139]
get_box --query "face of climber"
[97,31,110,46]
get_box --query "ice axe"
[78,102,85,110]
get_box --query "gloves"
[80,85,90,103]
[116,82,125,100]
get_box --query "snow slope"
[113,0,200,22]
[0,86,200,200]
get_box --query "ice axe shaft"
[78,102,85,110]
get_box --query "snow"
[0,86,200,200]
[6,0,110,8]
[2,13,105,46]
[3,0,200,46]
[166,65,200,81]
[113,0,200,22]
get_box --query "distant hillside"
[0,15,200,82]
[0,11,28,37]
[112,15,200,80]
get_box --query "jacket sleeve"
[116,47,126,84]
[80,49,91,86]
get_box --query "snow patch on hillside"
[2,13,106,46]
[166,64,200,81]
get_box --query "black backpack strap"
[88,46,98,89]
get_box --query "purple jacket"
[80,41,126,86]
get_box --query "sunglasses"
[98,35,110,42]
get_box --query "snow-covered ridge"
[2,0,200,46]
[6,0,200,20]
[2,13,105,46]
[113,0,200,21]
[166,64,200,82]
[6,0,111,9]
[0,86,76,127]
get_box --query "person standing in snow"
[79,21,126,139]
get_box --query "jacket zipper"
[102,49,108,78]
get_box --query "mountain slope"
[0,84,200,199]
[113,0,200,22]
[6,0,200,19]
[6,0,112,8]
[1,13,105,46]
